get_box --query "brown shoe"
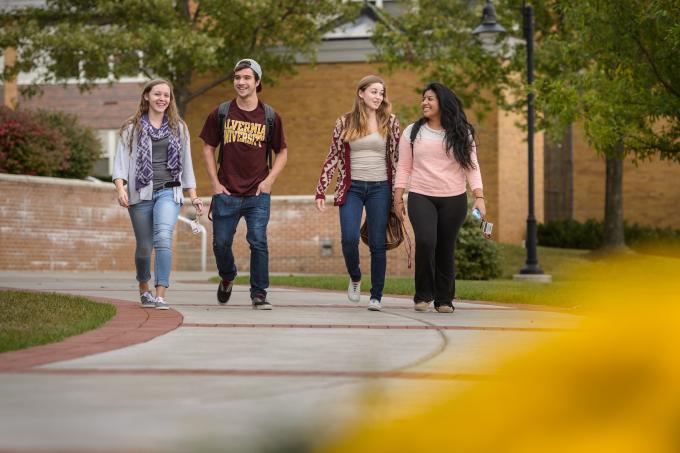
[435,304,454,313]
[414,301,430,312]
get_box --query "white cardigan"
[112,122,197,206]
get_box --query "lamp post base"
[513,273,553,283]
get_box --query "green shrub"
[35,109,101,178]
[538,218,603,249]
[0,107,70,176]
[538,218,680,253]
[455,215,502,280]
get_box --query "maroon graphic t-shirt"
[199,100,286,196]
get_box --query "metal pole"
[520,3,543,274]
[176,215,207,272]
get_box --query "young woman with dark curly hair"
[394,82,485,313]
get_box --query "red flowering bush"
[0,107,71,176]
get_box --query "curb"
[0,294,182,373]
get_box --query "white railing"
[176,215,207,272]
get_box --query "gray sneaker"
[140,291,156,308]
[155,296,170,310]
[251,294,272,310]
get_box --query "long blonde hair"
[120,78,184,148]
[341,75,392,142]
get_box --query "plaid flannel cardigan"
[314,114,401,206]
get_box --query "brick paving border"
[23,368,492,381]
[181,322,573,332]
[0,294,182,373]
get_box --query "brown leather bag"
[360,209,412,267]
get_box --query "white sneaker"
[367,299,382,311]
[154,297,170,310]
[347,279,361,302]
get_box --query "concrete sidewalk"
[0,271,580,452]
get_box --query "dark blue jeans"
[339,180,391,301]
[211,193,271,298]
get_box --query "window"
[93,129,119,177]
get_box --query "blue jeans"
[211,193,271,298]
[339,180,391,301]
[127,188,181,288]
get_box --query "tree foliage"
[372,0,679,162]
[535,0,680,161]
[372,0,511,118]
[0,0,357,114]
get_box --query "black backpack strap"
[263,103,275,170]
[217,101,231,169]
[409,119,423,156]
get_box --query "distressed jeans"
[127,188,181,288]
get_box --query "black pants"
[408,192,467,306]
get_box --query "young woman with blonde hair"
[113,79,203,309]
[315,75,401,311]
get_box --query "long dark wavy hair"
[410,82,476,170]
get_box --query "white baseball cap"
[234,59,262,80]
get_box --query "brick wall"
[179,195,415,277]
[571,125,680,228]
[496,96,545,244]
[0,174,415,277]
[0,174,135,270]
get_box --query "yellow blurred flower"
[319,255,680,453]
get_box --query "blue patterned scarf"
[135,114,182,190]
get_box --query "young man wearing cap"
[200,59,287,310]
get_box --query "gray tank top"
[152,136,174,191]
[349,132,387,181]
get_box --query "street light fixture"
[472,0,507,49]
[473,0,547,279]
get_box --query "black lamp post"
[473,0,544,276]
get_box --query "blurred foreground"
[319,254,680,453]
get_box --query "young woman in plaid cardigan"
[314,75,401,311]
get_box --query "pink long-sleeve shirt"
[394,123,483,196]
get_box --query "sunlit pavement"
[0,271,581,452]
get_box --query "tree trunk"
[602,143,626,249]
[175,86,190,118]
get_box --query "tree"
[371,0,511,119]
[535,0,680,248]
[0,0,357,115]
[371,0,680,248]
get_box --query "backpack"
[409,119,425,155]
[217,101,276,170]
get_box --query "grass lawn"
[224,274,578,308]
[496,243,592,280]
[0,290,116,353]
[208,244,592,308]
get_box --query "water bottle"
[471,208,482,220]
